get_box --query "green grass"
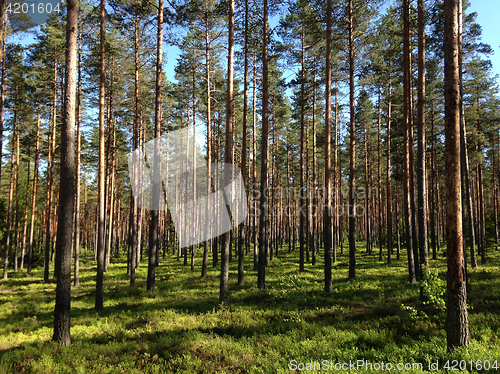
[0,242,499,373]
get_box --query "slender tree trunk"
[28,109,40,275]
[364,113,370,254]
[74,31,82,286]
[202,9,211,279]
[147,0,163,289]
[311,58,317,266]
[129,14,140,285]
[53,0,78,345]
[252,54,258,271]
[377,89,383,261]
[457,0,474,276]
[45,58,57,282]
[403,0,416,284]
[299,28,306,273]
[20,155,31,270]
[387,70,393,264]
[0,12,5,192]
[3,110,16,280]
[95,0,106,313]
[444,0,470,352]
[334,78,339,263]
[220,0,234,304]
[13,121,21,272]
[324,0,333,293]
[417,0,429,277]
[237,0,249,285]
[258,0,269,290]
[348,0,356,279]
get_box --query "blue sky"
[468,0,500,83]
[7,0,500,93]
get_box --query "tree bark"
[53,0,78,345]
[95,0,106,313]
[0,11,5,192]
[220,0,234,304]
[417,0,429,276]
[45,58,57,282]
[348,0,356,279]
[386,69,393,264]
[403,0,416,284]
[237,0,249,286]
[444,0,470,352]
[74,30,82,287]
[258,0,269,290]
[324,0,333,293]
[147,0,163,291]
[2,108,16,280]
[27,109,40,275]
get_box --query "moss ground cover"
[0,243,499,373]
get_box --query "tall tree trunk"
[28,109,40,275]
[430,96,438,260]
[386,72,393,264]
[2,108,16,279]
[417,0,429,277]
[147,0,163,292]
[299,28,306,273]
[252,54,258,271]
[403,0,416,284]
[311,57,317,266]
[45,58,57,282]
[334,78,339,263]
[444,0,470,352]
[220,0,234,304]
[324,0,333,293]
[14,116,20,272]
[202,8,212,279]
[348,0,356,279]
[74,31,82,287]
[129,14,140,285]
[20,155,31,270]
[258,0,269,290]
[364,113,370,254]
[457,0,475,275]
[0,12,5,192]
[53,0,78,345]
[237,0,249,285]
[95,0,106,313]
[377,89,383,261]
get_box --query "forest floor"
[0,241,499,373]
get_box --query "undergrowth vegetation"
[0,243,499,373]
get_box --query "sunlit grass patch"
[0,242,499,373]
